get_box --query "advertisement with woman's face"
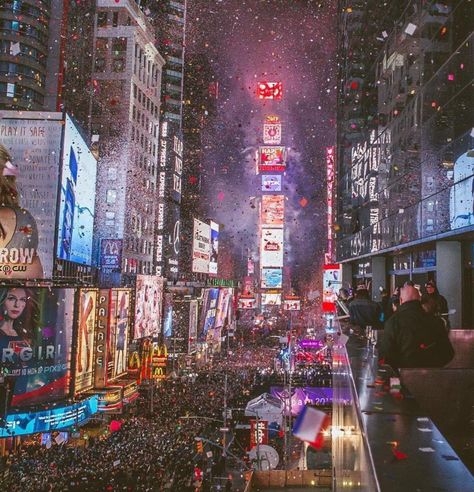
[134,275,163,339]
[0,287,74,408]
[109,289,130,379]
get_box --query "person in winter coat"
[349,285,382,331]
[379,285,454,370]
[421,280,450,328]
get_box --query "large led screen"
[261,195,284,227]
[257,82,283,100]
[238,297,257,310]
[263,123,282,145]
[261,228,284,267]
[108,288,130,379]
[262,175,282,192]
[134,275,164,339]
[0,287,75,408]
[57,115,97,265]
[192,218,211,273]
[209,220,219,275]
[449,150,474,230]
[259,146,286,172]
[0,112,63,279]
[261,268,283,289]
[188,300,198,354]
[202,288,219,337]
[74,289,98,394]
[261,293,281,306]
[100,239,123,273]
[0,395,98,437]
[283,298,301,311]
[214,288,232,329]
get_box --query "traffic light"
[196,440,204,453]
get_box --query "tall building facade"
[90,0,165,282]
[0,0,65,111]
[336,0,474,327]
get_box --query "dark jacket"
[349,298,382,330]
[421,290,450,328]
[379,300,454,369]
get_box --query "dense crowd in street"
[1,347,276,492]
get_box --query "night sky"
[187,0,337,293]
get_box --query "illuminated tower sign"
[257,82,283,100]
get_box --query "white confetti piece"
[417,417,430,422]
[419,447,435,453]
[418,428,432,433]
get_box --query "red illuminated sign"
[326,147,335,263]
[257,82,283,100]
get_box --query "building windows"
[107,167,117,181]
[106,189,117,204]
[95,57,105,72]
[112,11,119,27]
[105,211,115,226]
[97,11,108,27]
[6,83,15,98]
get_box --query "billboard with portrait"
[134,275,164,339]
[261,228,284,267]
[261,268,283,289]
[192,218,211,274]
[214,288,232,329]
[57,115,97,265]
[163,293,173,338]
[108,289,131,380]
[74,289,98,394]
[0,395,98,438]
[261,195,284,227]
[0,111,63,279]
[323,264,341,312]
[201,288,219,339]
[258,146,286,172]
[0,287,75,408]
[100,239,123,273]
[209,221,219,275]
[262,175,282,192]
[263,123,282,145]
[261,293,282,306]
[188,300,198,353]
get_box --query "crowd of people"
[1,350,270,492]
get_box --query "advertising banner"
[0,111,63,279]
[238,297,257,310]
[198,288,210,337]
[0,287,75,408]
[263,123,282,145]
[192,218,211,274]
[0,395,99,437]
[202,288,219,338]
[134,275,164,339]
[94,289,110,388]
[242,276,255,296]
[214,288,232,329]
[247,258,254,275]
[250,419,269,447]
[162,293,173,338]
[108,289,130,380]
[74,289,98,394]
[256,82,283,100]
[97,387,123,414]
[261,175,282,192]
[261,195,284,227]
[165,203,180,278]
[261,268,283,289]
[188,299,198,354]
[209,220,219,275]
[57,115,97,265]
[261,293,281,306]
[261,228,284,267]
[283,298,301,311]
[258,146,286,172]
[323,264,341,313]
[100,239,123,272]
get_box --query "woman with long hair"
[0,144,43,279]
[0,287,39,343]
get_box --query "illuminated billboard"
[75,289,98,394]
[323,264,342,313]
[202,288,219,337]
[259,146,286,172]
[257,82,283,100]
[192,218,211,274]
[57,114,97,265]
[262,175,282,192]
[261,228,284,267]
[283,298,301,311]
[188,300,198,354]
[108,289,131,380]
[0,111,63,279]
[209,220,219,275]
[261,293,281,306]
[215,288,233,329]
[261,195,284,227]
[263,122,282,145]
[0,287,75,408]
[134,275,164,339]
[100,239,123,273]
[261,268,283,289]
[0,395,98,438]
[238,297,257,310]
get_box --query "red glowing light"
[257,82,283,100]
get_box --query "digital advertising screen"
[261,195,284,227]
[108,289,130,380]
[263,122,282,145]
[238,297,257,310]
[262,175,282,192]
[134,275,164,339]
[202,288,219,338]
[261,268,283,289]
[258,146,286,172]
[209,220,219,275]
[188,300,198,354]
[214,288,232,329]
[283,298,301,311]
[257,82,283,100]
[450,150,474,230]
[192,218,211,274]
[0,112,63,279]
[163,293,173,338]
[74,289,98,394]
[261,228,284,267]
[323,264,341,312]
[0,287,75,408]
[261,293,281,306]
[0,395,99,438]
[100,239,123,273]
[57,114,97,265]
